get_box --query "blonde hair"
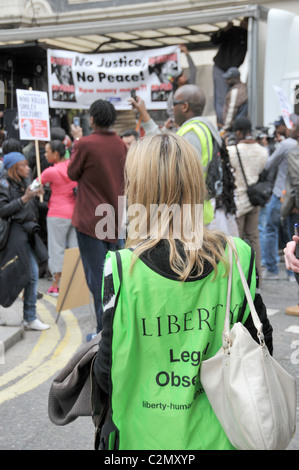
[125,132,229,281]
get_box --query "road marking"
[0,300,82,405]
[0,303,60,387]
[285,325,299,334]
[266,308,280,316]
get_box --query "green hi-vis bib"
[177,119,214,225]
[107,237,256,450]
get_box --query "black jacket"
[211,26,247,71]
[0,175,39,223]
[0,221,31,307]
[0,175,47,264]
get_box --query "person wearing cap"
[221,67,248,133]
[227,117,268,279]
[273,116,288,142]
[0,151,49,330]
[262,115,298,280]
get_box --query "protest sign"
[47,45,181,110]
[273,85,293,129]
[16,89,50,141]
[55,248,90,323]
[16,89,50,199]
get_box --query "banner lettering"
[47,46,181,110]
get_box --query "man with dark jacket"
[68,99,127,337]
[211,18,248,126]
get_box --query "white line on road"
[0,303,61,388]
[0,300,82,405]
[285,325,299,334]
[266,308,280,316]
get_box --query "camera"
[227,132,237,146]
[130,89,137,100]
[255,126,276,154]
[30,180,41,191]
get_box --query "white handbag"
[200,237,297,450]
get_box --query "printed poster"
[16,89,50,141]
[273,85,293,129]
[47,45,181,110]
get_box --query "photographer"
[262,118,298,280]
[227,117,268,279]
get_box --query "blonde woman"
[93,133,272,450]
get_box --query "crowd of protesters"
[0,24,299,335]
[0,92,298,333]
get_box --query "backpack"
[205,136,223,199]
[281,144,299,219]
[198,119,236,215]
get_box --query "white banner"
[273,85,293,129]
[16,89,50,141]
[47,46,181,110]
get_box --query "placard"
[273,85,293,129]
[16,89,50,141]
[56,248,90,316]
[47,45,181,110]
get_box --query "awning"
[0,4,268,53]
[0,3,269,127]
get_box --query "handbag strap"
[224,238,264,347]
[224,236,234,338]
[235,145,249,188]
[114,251,123,303]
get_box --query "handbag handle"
[224,238,264,348]
[235,145,249,189]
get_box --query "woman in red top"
[41,140,78,296]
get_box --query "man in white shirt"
[227,117,268,279]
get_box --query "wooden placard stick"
[34,139,43,202]
[29,88,43,202]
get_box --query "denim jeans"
[259,201,281,267]
[76,230,117,332]
[23,243,39,323]
[236,206,262,278]
[258,202,270,266]
[264,194,282,274]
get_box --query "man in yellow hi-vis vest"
[131,84,222,225]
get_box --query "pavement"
[0,277,54,354]
[0,295,25,355]
[0,274,95,355]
